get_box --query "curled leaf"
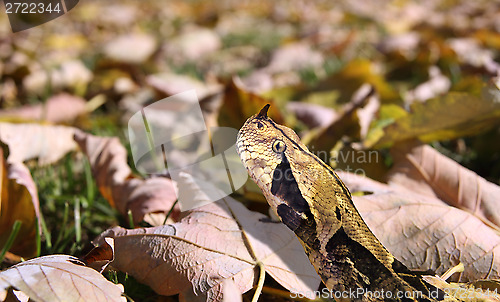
[0,123,78,258]
[74,131,178,224]
[0,93,87,123]
[0,156,39,258]
[338,171,500,283]
[91,175,320,301]
[103,33,157,64]
[367,82,500,148]
[0,123,77,165]
[388,141,500,229]
[0,255,125,302]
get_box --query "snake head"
[236,105,309,215]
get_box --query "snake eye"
[256,122,264,129]
[272,139,286,153]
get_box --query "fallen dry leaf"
[367,81,500,148]
[90,174,320,301]
[309,84,375,151]
[145,72,224,130]
[146,72,223,101]
[286,102,338,129]
[218,77,284,129]
[103,33,157,64]
[313,59,399,103]
[388,141,500,229]
[357,191,500,283]
[404,66,451,105]
[98,4,137,27]
[222,279,242,302]
[0,93,87,123]
[0,123,78,258]
[23,60,93,94]
[0,123,78,166]
[337,171,500,283]
[264,42,324,74]
[378,32,420,59]
[448,38,500,74]
[0,153,39,259]
[357,89,380,140]
[0,255,125,302]
[163,27,221,62]
[74,131,178,224]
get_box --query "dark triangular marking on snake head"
[277,204,303,231]
[271,153,310,213]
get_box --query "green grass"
[107,271,163,302]
[32,154,120,257]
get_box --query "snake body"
[236,105,447,302]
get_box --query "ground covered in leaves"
[1,0,500,301]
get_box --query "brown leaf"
[309,84,375,151]
[0,123,78,258]
[92,196,320,301]
[98,4,137,27]
[218,78,284,129]
[74,131,178,224]
[388,141,500,229]
[146,72,222,101]
[24,60,93,94]
[357,89,380,140]
[0,93,87,123]
[145,73,224,130]
[0,255,125,302]
[264,42,324,74]
[0,123,78,165]
[286,102,338,129]
[367,81,500,148]
[336,171,391,194]
[0,156,39,258]
[448,38,500,74]
[312,59,399,103]
[163,27,221,62]
[222,279,242,302]
[337,171,500,283]
[404,66,451,105]
[379,32,420,59]
[103,33,157,64]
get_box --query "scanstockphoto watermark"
[3,0,79,33]
[291,287,500,301]
[290,287,437,301]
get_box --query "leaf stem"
[251,262,266,302]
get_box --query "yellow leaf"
[0,152,38,258]
[367,83,500,148]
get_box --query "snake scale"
[236,105,456,302]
